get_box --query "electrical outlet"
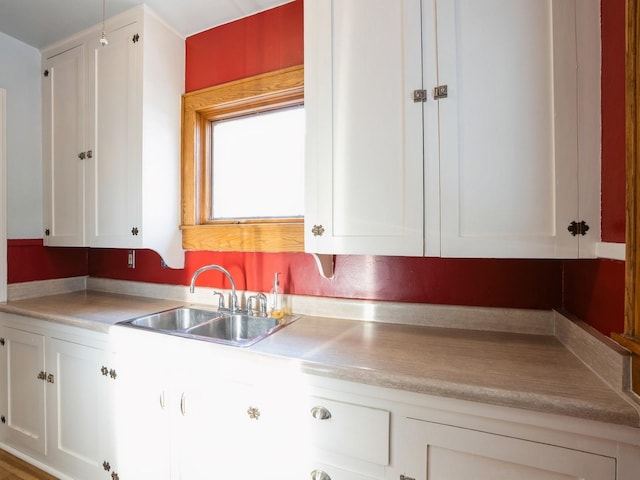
[127,250,135,268]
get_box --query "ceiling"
[0,0,292,50]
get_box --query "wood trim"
[181,65,304,252]
[620,0,640,395]
[181,223,304,252]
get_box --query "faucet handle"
[212,291,225,309]
[246,293,267,316]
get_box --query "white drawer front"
[309,462,380,480]
[307,396,390,465]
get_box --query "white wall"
[0,32,42,239]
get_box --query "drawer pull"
[310,406,332,420]
[311,470,331,480]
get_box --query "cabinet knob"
[101,366,109,376]
[180,393,186,416]
[247,406,261,420]
[310,406,332,420]
[78,152,86,160]
[311,224,325,237]
[86,150,93,159]
[44,229,50,236]
[311,470,331,480]
[46,373,55,384]
[0,416,5,424]
[131,227,139,236]
[103,461,111,471]
[37,371,46,381]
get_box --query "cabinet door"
[85,21,143,249]
[46,337,116,480]
[397,418,615,480]
[435,0,583,258]
[42,44,86,247]
[304,0,424,256]
[0,326,47,456]
[113,333,172,480]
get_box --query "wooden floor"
[0,451,57,480]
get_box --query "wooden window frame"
[180,65,304,252]
[613,0,640,395]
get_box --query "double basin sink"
[118,307,297,347]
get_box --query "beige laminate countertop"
[2,290,639,429]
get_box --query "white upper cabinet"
[42,5,185,268]
[42,44,86,247]
[304,0,600,259]
[433,0,600,258]
[304,0,425,256]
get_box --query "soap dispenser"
[269,272,284,319]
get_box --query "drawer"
[308,462,380,480]
[306,396,390,465]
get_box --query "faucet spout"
[189,264,239,312]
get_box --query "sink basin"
[123,307,224,331]
[187,314,280,342]
[118,307,296,347]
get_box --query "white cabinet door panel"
[46,337,115,480]
[42,44,86,247]
[305,0,424,256]
[398,418,615,480]
[436,0,580,258]
[0,327,46,456]
[86,22,142,248]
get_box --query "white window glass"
[210,105,305,220]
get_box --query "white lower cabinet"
[3,321,636,480]
[395,417,617,480]
[0,315,117,480]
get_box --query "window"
[181,65,304,252]
[210,105,304,220]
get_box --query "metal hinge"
[568,220,590,236]
[433,85,448,99]
[413,89,428,103]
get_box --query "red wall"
[6,0,627,335]
[600,0,626,243]
[185,0,304,92]
[7,240,88,284]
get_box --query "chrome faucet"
[246,293,268,316]
[189,264,239,312]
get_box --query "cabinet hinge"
[567,220,590,236]
[132,33,140,43]
[433,85,448,100]
[412,89,428,103]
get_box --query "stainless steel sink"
[124,307,224,331]
[118,307,296,347]
[186,314,280,342]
